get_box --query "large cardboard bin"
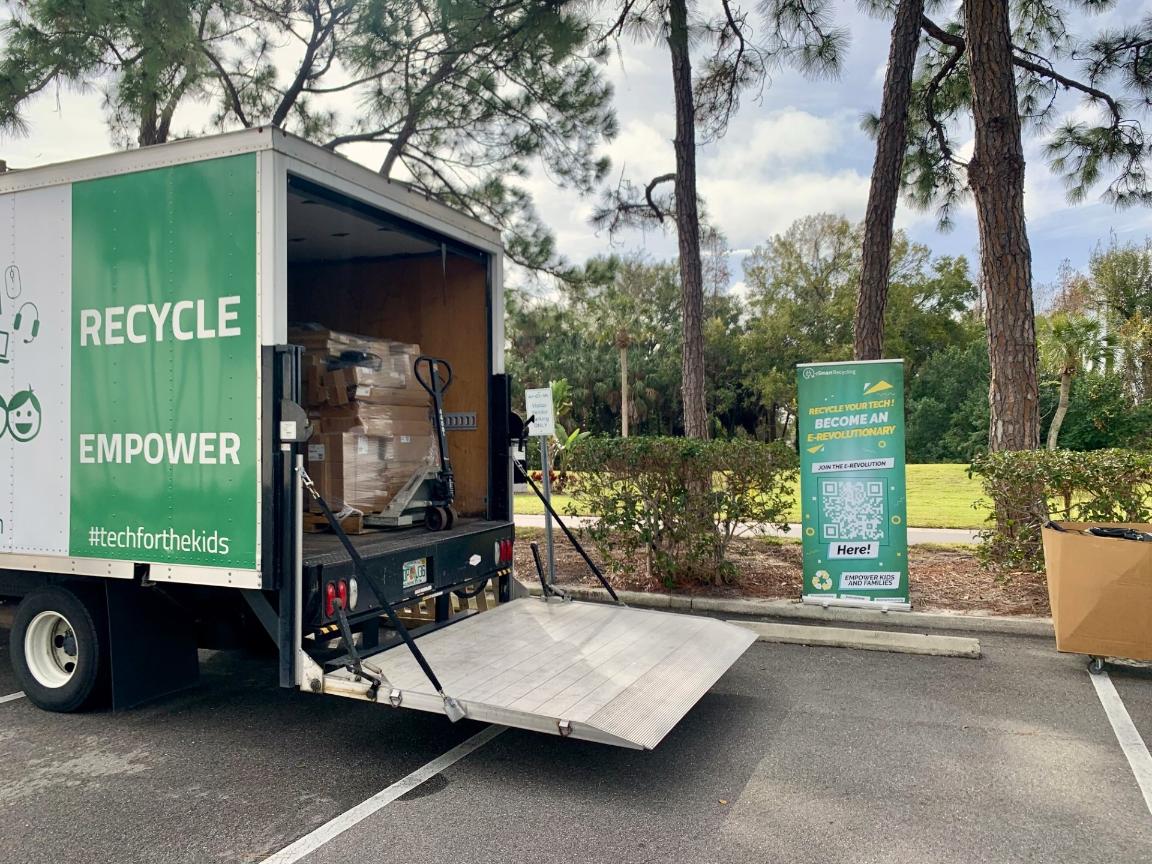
[1041,522,1152,662]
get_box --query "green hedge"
[566,436,798,586]
[970,448,1152,570]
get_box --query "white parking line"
[0,692,24,705]
[260,724,505,864]
[1090,671,1152,816]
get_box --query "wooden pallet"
[394,577,503,627]
[303,510,366,535]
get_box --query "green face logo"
[8,389,41,442]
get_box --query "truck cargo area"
[285,174,495,521]
[322,597,758,750]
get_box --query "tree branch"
[645,173,676,221]
[1012,53,1123,127]
[925,43,966,166]
[921,15,963,49]
[201,45,251,128]
[921,14,1123,127]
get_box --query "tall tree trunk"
[854,0,924,360]
[619,344,630,437]
[964,0,1039,452]
[668,0,708,440]
[1047,372,1072,450]
[138,91,163,146]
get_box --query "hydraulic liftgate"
[298,465,756,750]
[323,597,756,750]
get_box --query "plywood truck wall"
[0,154,261,580]
[288,254,490,516]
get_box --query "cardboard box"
[1042,522,1152,662]
[309,403,432,437]
[305,432,433,514]
[289,326,428,408]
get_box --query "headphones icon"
[14,302,39,343]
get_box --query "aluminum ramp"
[322,597,756,750]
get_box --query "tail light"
[493,538,514,564]
[324,582,337,618]
[337,579,349,610]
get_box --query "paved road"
[1,619,1149,864]
[514,514,980,545]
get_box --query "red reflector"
[337,580,348,609]
[500,538,513,563]
[325,582,336,618]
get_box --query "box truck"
[0,129,754,749]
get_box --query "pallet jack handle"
[299,466,465,722]
[414,355,455,502]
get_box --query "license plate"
[402,558,429,589]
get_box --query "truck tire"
[10,586,107,712]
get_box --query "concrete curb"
[730,621,981,658]
[523,583,1053,638]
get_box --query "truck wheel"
[11,587,107,712]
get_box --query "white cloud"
[871,60,888,88]
[698,169,920,250]
[605,116,676,176]
[702,109,843,177]
[2,87,109,167]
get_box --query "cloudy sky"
[4,1,1152,294]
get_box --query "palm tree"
[1039,313,1116,450]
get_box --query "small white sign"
[307,443,326,462]
[828,542,879,559]
[280,420,298,441]
[525,387,555,437]
[839,571,901,590]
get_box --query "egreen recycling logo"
[1,264,43,442]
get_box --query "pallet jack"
[363,355,458,532]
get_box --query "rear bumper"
[301,519,513,627]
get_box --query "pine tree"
[597,0,844,438]
[902,2,1152,451]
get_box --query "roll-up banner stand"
[796,359,910,611]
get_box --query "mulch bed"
[513,528,1051,617]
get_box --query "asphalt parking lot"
[2,617,1150,864]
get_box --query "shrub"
[970,448,1152,571]
[566,436,798,586]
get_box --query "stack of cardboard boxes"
[291,326,436,515]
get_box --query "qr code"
[820,480,886,542]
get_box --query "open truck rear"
[0,128,753,749]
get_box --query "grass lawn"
[514,491,577,517]
[514,463,990,530]
[785,463,988,529]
